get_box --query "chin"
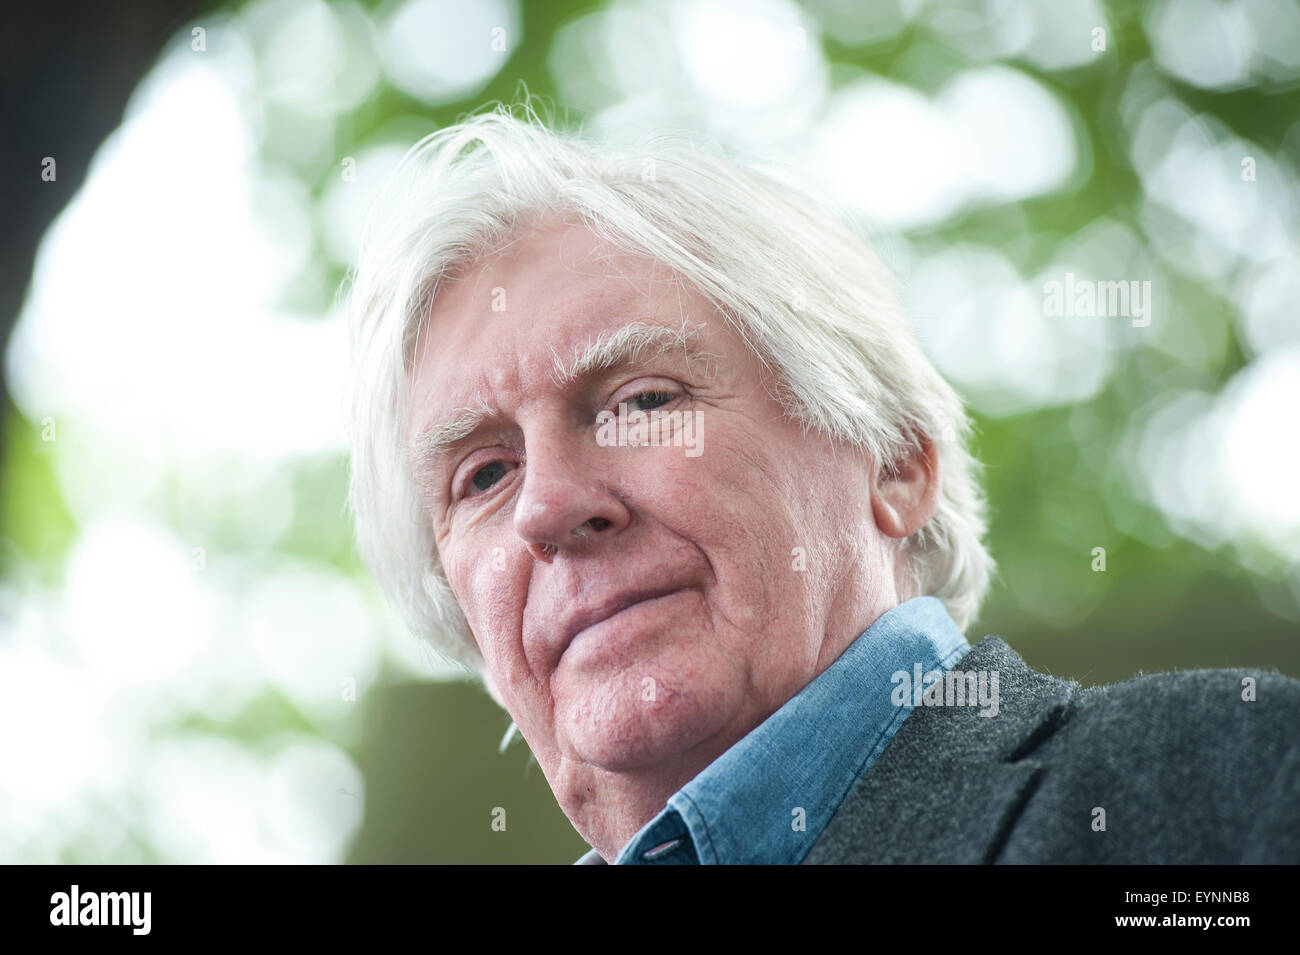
[558,669,734,774]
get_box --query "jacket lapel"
[803,636,1077,864]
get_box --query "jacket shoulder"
[999,656,1300,863]
[1061,662,1300,763]
[805,635,1300,864]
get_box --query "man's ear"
[870,436,940,540]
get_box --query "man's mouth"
[559,586,689,655]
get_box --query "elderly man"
[345,108,1300,865]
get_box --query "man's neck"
[555,705,775,861]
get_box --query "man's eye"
[470,461,509,493]
[629,390,673,411]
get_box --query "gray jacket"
[803,635,1300,864]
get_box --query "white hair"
[344,102,995,698]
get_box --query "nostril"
[587,517,611,532]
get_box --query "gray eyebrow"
[409,320,717,478]
[548,319,713,388]
[409,398,496,473]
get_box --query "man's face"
[406,219,898,823]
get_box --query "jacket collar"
[802,634,1078,864]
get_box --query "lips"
[559,586,687,654]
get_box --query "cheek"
[629,442,806,616]
[444,541,528,669]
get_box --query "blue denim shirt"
[574,596,971,864]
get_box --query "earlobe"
[870,438,940,540]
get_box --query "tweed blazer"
[802,635,1300,864]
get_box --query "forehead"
[420,221,682,350]
[407,221,702,421]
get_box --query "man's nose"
[513,437,629,562]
